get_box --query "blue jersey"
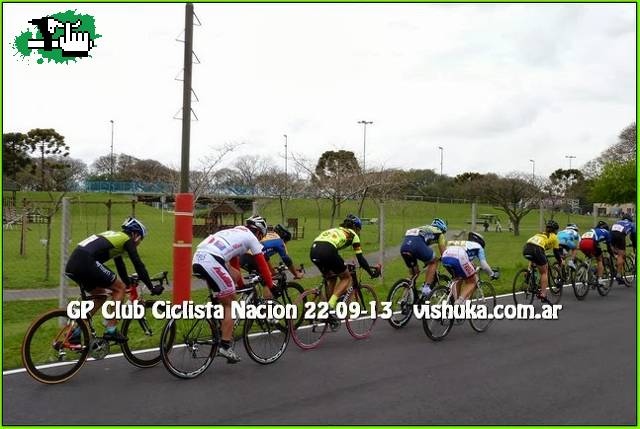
[557,229,580,249]
[260,232,292,266]
[612,220,636,236]
[582,228,610,244]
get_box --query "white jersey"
[196,226,263,262]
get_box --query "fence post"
[539,201,544,231]
[252,200,258,216]
[20,211,27,256]
[106,199,112,230]
[59,197,71,308]
[593,203,598,225]
[471,202,477,232]
[379,201,385,285]
[131,199,137,217]
[173,193,194,303]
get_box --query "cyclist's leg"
[330,270,351,308]
[104,278,126,330]
[400,237,420,278]
[311,241,348,308]
[526,244,548,296]
[595,246,604,278]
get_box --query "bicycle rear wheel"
[623,255,635,287]
[280,282,306,329]
[121,300,171,368]
[289,288,328,350]
[573,264,590,300]
[386,279,415,329]
[547,263,564,304]
[597,258,613,296]
[22,309,90,384]
[160,317,218,379]
[469,281,496,333]
[422,287,453,341]
[512,269,534,305]
[243,301,290,365]
[346,284,378,339]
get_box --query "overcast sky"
[3,3,635,178]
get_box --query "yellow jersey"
[526,232,560,251]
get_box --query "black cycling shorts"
[611,231,627,251]
[310,241,345,276]
[238,254,258,273]
[65,248,116,291]
[523,243,547,266]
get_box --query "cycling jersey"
[260,232,292,266]
[197,226,264,262]
[446,240,493,275]
[404,225,446,248]
[314,227,362,254]
[526,232,560,251]
[581,228,611,244]
[557,229,580,250]
[612,220,636,236]
[70,230,152,289]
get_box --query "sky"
[3,3,636,178]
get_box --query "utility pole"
[357,120,373,171]
[529,159,535,182]
[565,155,576,170]
[438,146,444,176]
[110,120,114,193]
[180,2,194,193]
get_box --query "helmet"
[245,215,268,236]
[274,224,292,242]
[431,218,448,233]
[467,232,486,249]
[596,220,609,231]
[122,217,147,238]
[622,214,634,222]
[342,214,363,230]
[566,224,579,232]
[545,220,559,232]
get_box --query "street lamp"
[438,146,444,176]
[110,120,114,192]
[357,120,373,171]
[529,159,535,181]
[565,155,576,170]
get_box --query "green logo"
[12,10,101,64]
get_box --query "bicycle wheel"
[623,255,635,287]
[346,284,378,339]
[512,269,534,305]
[469,281,496,333]
[22,309,91,384]
[422,287,453,341]
[289,288,328,350]
[121,300,171,368]
[547,263,563,304]
[573,264,590,300]
[280,282,306,329]
[386,279,416,329]
[160,317,218,379]
[243,301,290,365]
[597,258,613,296]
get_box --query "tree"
[26,129,69,191]
[454,172,484,184]
[2,132,31,180]
[590,160,636,205]
[314,150,363,224]
[471,173,539,236]
[584,122,636,177]
[543,169,585,217]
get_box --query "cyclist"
[441,232,499,304]
[64,218,163,343]
[310,214,380,314]
[399,218,448,298]
[557,224,581,270]
[578,221,613,286]
[611,215,636,284]
[239,224,304,280]
[192,216,274,363]
[522,220,563,301]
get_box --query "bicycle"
[611,245,636,288]
[512,257,564,305]
[422,267,498,341]
[160,272,291,379]
[21,272,169,384]
[289,263,379,350]
[386,267,451,329]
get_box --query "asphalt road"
[3,285,636,425]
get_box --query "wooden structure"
[193,200,245,238]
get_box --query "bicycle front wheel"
[160,317,218,379]
[280,282,306,329]
[386,279,415,329]
[345,284,378,339]
[469,281,496,333]
[623,255,636,287]
[573,264,590,300]
[121,300,171,368]
[512,269,534,305]
[289,288,328,350]
[422,287,453,341]
[243,301,290,365]
[22,309,91,384]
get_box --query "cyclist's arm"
[551,236,562,263]
[229,256,244,287]
[437,234,446,255]
[123,240,153,289]
[113,256,130,285]
[273,241,293,268]
[253,253,273,288]
[477,248,494,276]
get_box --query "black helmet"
[545,220,559,232]
[274,224,292,242]
[341,214,363,230]
[467,231,486,249]
[596,220,609,230]
[622,214,634,222]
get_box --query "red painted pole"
[173,193,194,303]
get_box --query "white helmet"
[245,215,267,236]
